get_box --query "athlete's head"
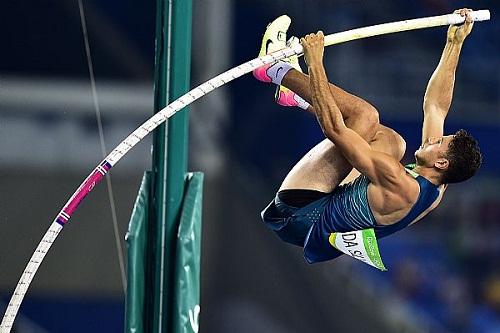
[414,129,482,184]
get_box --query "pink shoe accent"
[276,90,298,106]
[252,64,272,83]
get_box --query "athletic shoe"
[252,15,291,83]
[275,36,305,107]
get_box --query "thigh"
[279,139,353,193]
[340,124,407,185]
[279,125,405,192]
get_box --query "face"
[414,135,454,167]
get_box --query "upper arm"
[421,40,462,145]
[421,105,446,145]
[329,127,406,188]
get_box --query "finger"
[464,10,473,23]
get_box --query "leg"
[279,71,381,192]
[252,15,378,139]
[252,17,380,192]
[340,125,407,185]
[282,69,378,132]
[280,124,406,192]
[279,139,351,192]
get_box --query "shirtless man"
[253,9,482,263]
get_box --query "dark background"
[0,1,499,332]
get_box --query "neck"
[412,165,442,186]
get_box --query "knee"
[350,103,379,127]
[371,126,407,160]
[345,104,379,140]
[367,106,380,127]
[388,128,407,160]
[362,106,380,137]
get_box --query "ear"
[434,157,449,170]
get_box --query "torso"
[301,168,444,263]
[367,169,447,226]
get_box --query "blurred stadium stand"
[0,0,498,332]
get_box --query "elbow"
[363,106,380,139]
[423,96,434,113]
[321,123,340,141]
[423,95,429,111]
[423,102,448,117]
[366,106,379,128]
[319,118,342,141]
[423,96,450,115]
[323,122,348,142]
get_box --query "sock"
[266,62,294,85]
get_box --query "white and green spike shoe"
[252,15,291,83]
[275,36,309,108]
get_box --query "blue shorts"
[261,193,330,247]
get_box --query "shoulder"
[369,163,420,202]
[375,164,421,204]
[375,160,414,190]
[367,170,420,223]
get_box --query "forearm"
[423,40,464,115]
[308,62,346,138]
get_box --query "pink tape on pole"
[56,161,111,225]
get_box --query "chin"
[414,150,425,165]
[414,149,421,160]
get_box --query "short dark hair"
[441,129,482,184]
